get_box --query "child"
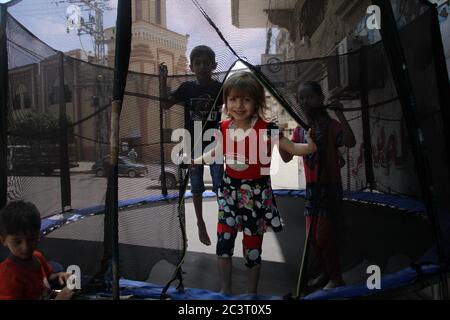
[280,81,356,290]
[0,201,74,300]
[193,71,317,295]
[165,45,224,246]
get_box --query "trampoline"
[1,0,450,301]
[33,189,444,300]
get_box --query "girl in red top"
[281,81,356,291]
[193,71,317,295]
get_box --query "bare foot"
[197,222,211,246]
[323,279,345,290]
[307,273,329,288]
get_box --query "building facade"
[105,0,188,75]
[232,0,449,190]
[104,0,189,162]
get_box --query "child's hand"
[54,286,74,300]
[191,157,203,166]
[306,129,317,154]
[56,272,71,286]
[330,100,345,118]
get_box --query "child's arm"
[331,101,356,148]
[163,97,182,110]
[164,82,189,110]
[279,148,294,163]
[278,128,317,156]
[191,127,223,165]
[48,271,71,287]
[46,272,75,300]
[192,140,222,165]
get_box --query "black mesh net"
[2,0,450,300]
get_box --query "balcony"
[231,0,300,28]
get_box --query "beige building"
[8,51,107,162]
[9,1,191,164]
[104,0,189,162]
[105,0,188,75]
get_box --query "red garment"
[0,251,53,300]
[292,120,344,218]
[292,119,343,184]
[220,118,281,180]
[305,216,341,281]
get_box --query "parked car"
[7,145,79,176]
[92,156,148,178]
[146,163,216,190]
[146,162,183,189]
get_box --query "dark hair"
[223,71,268,120]
[0,201,41,237]
[298,81,324,99]
[190,45,216,64]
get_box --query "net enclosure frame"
[1,0,450,300]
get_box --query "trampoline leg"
[176,267,185,293]
[295,215,317,298]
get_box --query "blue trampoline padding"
[40,190,433,234]
[191,190,429,215]
[343,192,427,214]
[303,264,440,300]
[89,279,282,300]
[83,264,442,300]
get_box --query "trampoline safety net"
[1,0,450,300]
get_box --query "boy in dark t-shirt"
[166,45,224,246]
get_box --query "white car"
[147,163,214,189]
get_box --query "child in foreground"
[193,71,317,295]
[0,201,74,300]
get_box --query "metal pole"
[58,52,71,211]
[0,4,8,209]
[359,46,375,189]
[159,63,168,196]
[295,215,316,298]
[108,0,132,300]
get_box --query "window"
[13,84,31,110]
[299,0,326,38]
[136,0,142,20]
[156,0,161,24]
[49,84,72,105]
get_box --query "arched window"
[299,0,326,38]
[13,83,31,110]
[49,78,72,105]
[156,0,162,25]
[136,0,143,21]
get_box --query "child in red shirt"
[281,81,356,290]
[193,71,317,295]
[0,201,73,300]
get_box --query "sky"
[6,0,271,71]
[6,0,448,75]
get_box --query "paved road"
[8,173,165,217]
